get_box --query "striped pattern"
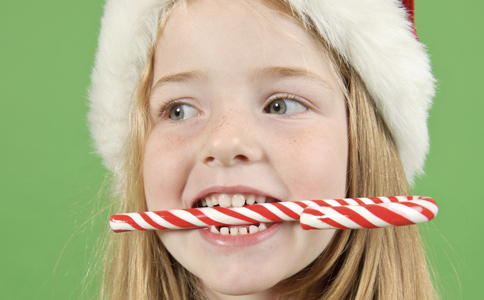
[109,196,437,232]
[300,196,438,230]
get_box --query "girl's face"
[144,0,347,298]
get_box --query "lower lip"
[198,222,283,248]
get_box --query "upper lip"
[188,185,281,208]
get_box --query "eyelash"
[267,93,303,103]
[156,93,308,118]
[158,99,184,118]
[264,93,308,111]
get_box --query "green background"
[1,1,482,299]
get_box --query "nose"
[200,109,263,167]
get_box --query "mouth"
[193,193,280,236]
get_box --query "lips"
[194,193,277,208]
[189,186,281,208]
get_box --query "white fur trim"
[88,0,173,188]
[88,0,435,186]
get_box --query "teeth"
[219,194,231,207]
[211,195,219,206]
[246,195,256,205]
[209,223,270,235]
[255,195,266,204]
[232,194,245,207]
[210,225,219,233]
[198,194,271,208]
[249,225,258,234]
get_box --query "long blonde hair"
[98,1,438,299]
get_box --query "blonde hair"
[98,1,438,299]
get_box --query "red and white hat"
[88,0,435,186]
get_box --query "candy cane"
[300,197,437,230]
[109,196,437,232]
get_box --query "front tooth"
[211,195,219,206]
[220,227,229,235]
[246,195,256,205]
[232,194,245,207]
[210,225,219,234]
[255,196,266,204]
[249,225,259,234]
[219,194,231,207]
[239,227,248,235]
[201,198,207,207]
[206,197,213,207]
[259,223,267,231]
[230,227,238,236]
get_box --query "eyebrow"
[150,66,334,92]
[151,70,204,91]
[252,66,335,90]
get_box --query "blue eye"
[266,97,307,115]
[169,103,199,120]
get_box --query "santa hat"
[88,0,434,186]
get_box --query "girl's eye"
[168,103,199,121]
[265,98,307,115]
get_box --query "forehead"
[153,0,338,90]
[161,0,307,46]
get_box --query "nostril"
[234,154,249,162]
[204,156,215,164]
[203,154,249,166]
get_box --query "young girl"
[88,0,437,299]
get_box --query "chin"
[192,252,298,298]
[201,276,279,298]
[160,222,335,299]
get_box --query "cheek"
[143,128,194,211]
[270,122,348,199]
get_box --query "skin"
[143,0,348,299]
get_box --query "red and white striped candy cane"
[300,196,437,230]
[109,196,437,232]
